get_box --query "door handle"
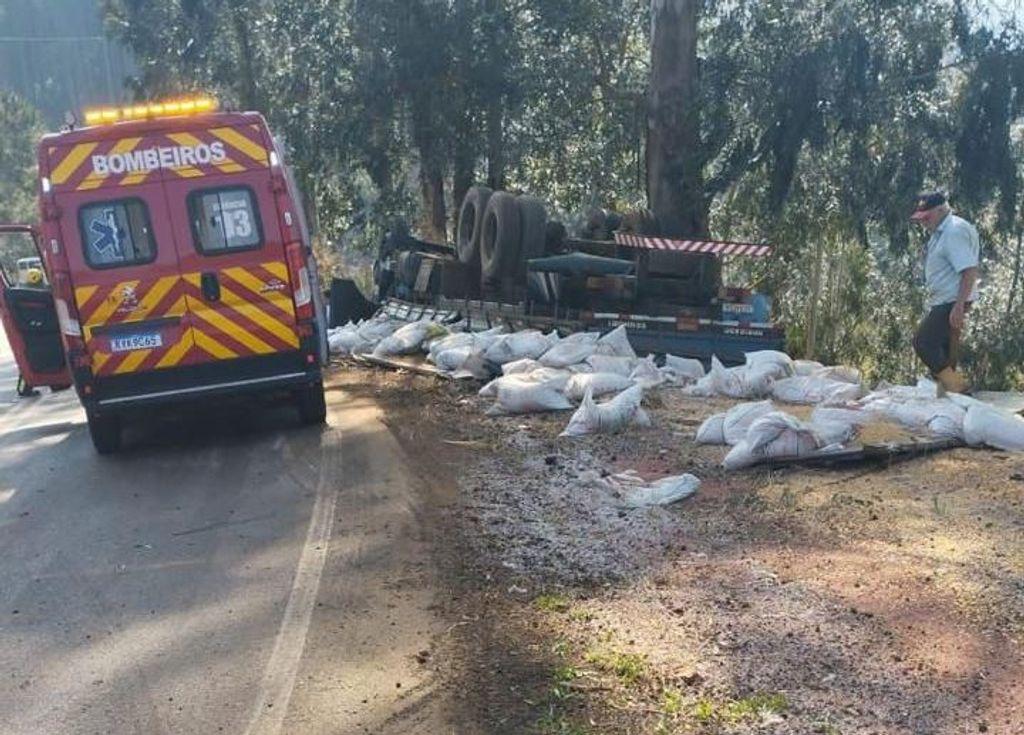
[200,272,221,302]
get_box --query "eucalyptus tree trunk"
[647,0,719,298]
[647,0,707,238]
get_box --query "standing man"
[910,191,980,394]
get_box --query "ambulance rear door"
[46,135,195,379]
[161,122,302,367]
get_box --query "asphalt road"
[0,326,449,734]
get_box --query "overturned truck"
[335,188,783,364]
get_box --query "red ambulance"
[30,97,327,453]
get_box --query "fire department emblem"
[115,284,141,313]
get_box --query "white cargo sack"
[484,330,557,365]
[599,470,700,507]
[328,322,372,356]
[434,346,479,373]
[815,365,861,384]
[663,354,705,381]
[485,380,573,415]
[502,358,543,376]
[695,414,726,444]
[373,320,448,357]
[563,372,635,402]
[963,403,1024,451]
[629,355,666,389]
[722,400,776,445]
[771,375,864,405]
[427,332,475,362]
[539,339,598,368]
[593,325,637,359]
[745,350,795,378]
[357,318,402,342]
[793,359,824,376]
[479,369,571,398]
[586,354,635,377]
[724,412,822,470]
[560,385,650,437]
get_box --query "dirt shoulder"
[343,362,1024,735]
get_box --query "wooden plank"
[351,353,452,379]
[761,437,964,469]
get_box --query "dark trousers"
[913,302,968,374]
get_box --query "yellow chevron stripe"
[186,295,275,355]
[262,261,289,281]
[74,284,99,310]
[131,276,180,321]
[171,166,204,178]
[154,320,193,369]
[219,284,299,348]
[91,351,112,373]
[192,328,238,360]
[209,127,268,165]
[120,171,151,186]
[113,349,152,374]
[167,132,246,174]
[77,137,142,191]
[51,143,99,185]
[222,266,296,318]
[85,280,140,329]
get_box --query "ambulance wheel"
[86,410,122,455]
[295,382,327,425]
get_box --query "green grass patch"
[534,594,571,613]
[583,649,647,686]
[692,692,789,724]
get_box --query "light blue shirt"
[924,212,980,308]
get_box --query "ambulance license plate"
[110,333,163,352]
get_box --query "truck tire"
[480,191,521,281]
[517,196,547,273]
[295,381,327,425]
[86,410,122,455]
[456,186,492,266]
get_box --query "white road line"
[242,426,340,735]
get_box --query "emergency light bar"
[83,96,218,126]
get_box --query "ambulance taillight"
[52,271,88,364]
[285,242,314,322]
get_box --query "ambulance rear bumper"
[75,348,322,412]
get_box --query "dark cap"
[910,191,947,221]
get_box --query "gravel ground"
[346,362,1024,735]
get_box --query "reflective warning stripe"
[167,132,246,174]
[218,283,299,348]
[113,349,153,374]
[209,127,268,165]
[74,284,99,310]
[221,266,296,318]
[50,143,98,184]
[192,328,238,359]
[185,293,276,355]
[154,323,194,369]
[262,261,289,282]
[91,351,112,373]
[82,280,140,334]
[77,137,142,191]
[131,275,180,321]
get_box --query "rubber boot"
[935,367,969,395]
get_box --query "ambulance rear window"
[188,186,263,254]
[78,199,157,269]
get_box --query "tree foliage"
[0,91,44,275]
[86,0,1024,386]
